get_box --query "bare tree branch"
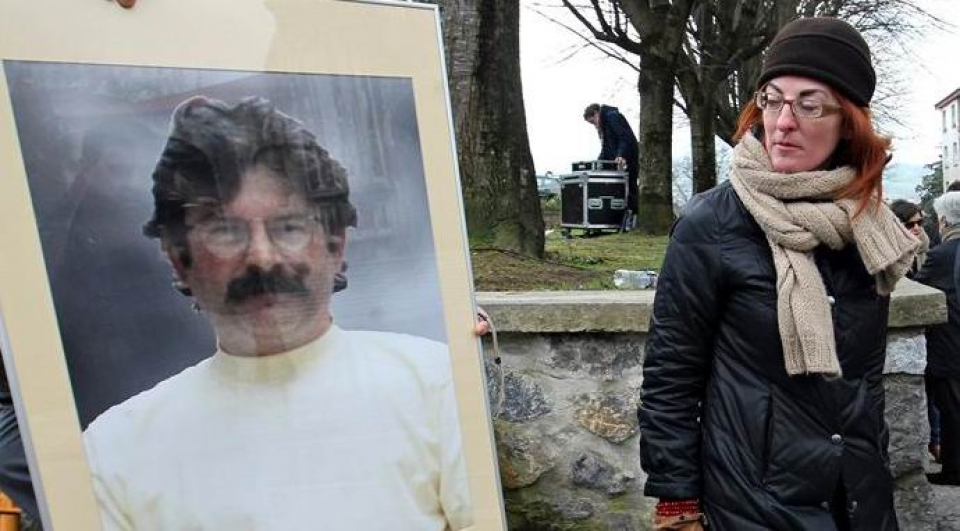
[529,6,641,71]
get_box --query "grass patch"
[541,195,560,213]
[546,230,667,271]
[472,229,669,291]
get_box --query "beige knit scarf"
[729,133,919,376]
[914,229,930,274]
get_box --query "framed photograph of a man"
[0,1,504,530]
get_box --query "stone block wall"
[477,280,947,531]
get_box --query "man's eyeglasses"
[755,91,842,119]
[187,214,321,258]
[904,219,924,230]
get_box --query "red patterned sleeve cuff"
[655,499,700,517]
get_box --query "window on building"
[953,104,958,129]
[954,142,958,166]
[944,110,948,132]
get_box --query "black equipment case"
[560,161,629,231]
[571,160,620,172]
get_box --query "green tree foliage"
[916,159,944,211]
[916,159,944,239]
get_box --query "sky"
[519,0,960,198]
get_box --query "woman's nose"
[775,103,798,130]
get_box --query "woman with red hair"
[639,17,919,531]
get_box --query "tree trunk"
[690,87,718,193]
[435,0,544,257]
[636,50,677,234]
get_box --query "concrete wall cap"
[476,278,946,333]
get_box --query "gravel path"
[925,459,960,529]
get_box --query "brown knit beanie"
[757,17,875,107]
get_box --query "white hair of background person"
[934,191,960,227]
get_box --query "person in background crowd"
[583,103,639,217]
[639,17,918,530]
[890,199,929,278]
[889,199,939,463]
[914,191,960,486]
[922,182,960,248]
[0,357,42,530]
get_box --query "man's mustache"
[224,266,310,304]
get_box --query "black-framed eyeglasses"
[904,219,924,230]
[187,213,322,258]
[755,91,842,119]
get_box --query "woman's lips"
[773,141,799,149]
[773,139,801,150]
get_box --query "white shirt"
[83,326,472,530]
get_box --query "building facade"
[935,88,960,189]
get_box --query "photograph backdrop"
[5,61,449,428]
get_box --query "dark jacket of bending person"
[583,103,640,215]
[639,18,919,531]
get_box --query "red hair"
[733,92,891,216]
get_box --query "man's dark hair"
[889,199,922,224]
[144,96,357,257]
[947,180,960,192]
[583,103,600,121]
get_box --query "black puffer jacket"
[914,238,960,377]
[639,182,897,530]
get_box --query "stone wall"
[476,279,947,531]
